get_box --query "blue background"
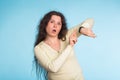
[0,0,120,80]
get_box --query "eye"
[57,22,62,25]
[50,20,54,23]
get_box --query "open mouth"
[52,29,56,32]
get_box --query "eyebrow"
[50,19,61,23]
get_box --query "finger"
[73,40,76,44]
[72,39,77,44]
[90,33,96,38]
[72,29,77,36]
[89,30,96,37]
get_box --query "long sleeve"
[66,18,94,39]
[34,45,73,73]
[66,24,82,38]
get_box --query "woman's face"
[46,15,62,37]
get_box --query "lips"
[52,29,56,33]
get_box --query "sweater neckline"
[41,40,62,53]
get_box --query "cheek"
[57,28,61,34]
[58,26,62,31]
[46,22,52,30]
[46,26,50,33]
[46,22,52,29]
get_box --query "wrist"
[79,26,84,33]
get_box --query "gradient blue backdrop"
[0,0,120,80]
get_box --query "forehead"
[50,15,61,21]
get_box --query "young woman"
[34,11,96,80]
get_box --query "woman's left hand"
[80,27,96,38]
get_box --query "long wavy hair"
[34,11,68,80]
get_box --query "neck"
[44,36,59,44]
[44,36,61,51]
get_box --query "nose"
[54,23,57,28]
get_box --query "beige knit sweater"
[34,18,94,80]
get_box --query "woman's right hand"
[69,30,77,46]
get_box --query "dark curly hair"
[34,11,68,80]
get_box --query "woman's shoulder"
[34,41,44,50]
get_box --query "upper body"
[34,11,96,80]
[35,24,84,80]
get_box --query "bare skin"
[80,27,96,38]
